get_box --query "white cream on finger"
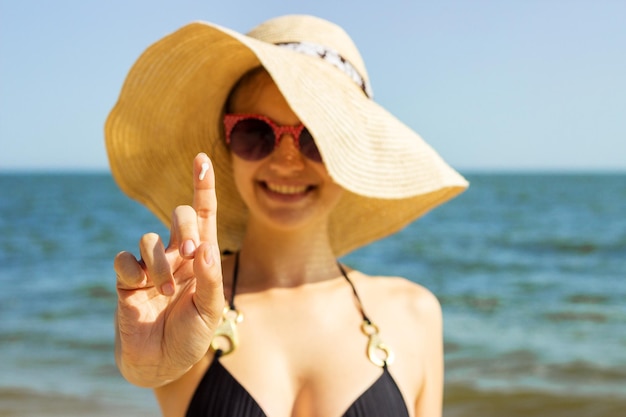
[199,162,210,181]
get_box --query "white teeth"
[266,183,308,195]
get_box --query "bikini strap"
[337,262,395,368]
[229,251,240,310]
[209,252,243,356]
[337,262,371,324]
[211,255,394,366]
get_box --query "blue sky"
[1,0,624,171]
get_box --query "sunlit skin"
[114,70,444,417]
[228,71,345,249]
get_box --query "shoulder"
[349,271,442,324]
[348,271,444,411]
[347,271,443,365]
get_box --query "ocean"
[1,172,625,416]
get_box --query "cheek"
[325,182,344,209]
[317,167,344,208]
[231,157,255,203]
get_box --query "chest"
[208,293,412,417]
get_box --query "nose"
[269,134,305,173]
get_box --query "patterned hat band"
[275,41,373,98]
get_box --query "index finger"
[192,153,218,244]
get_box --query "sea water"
[1,172,624,415]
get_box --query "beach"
[444,384,626,417]
[2,384,625,417]
[0,388,155,417]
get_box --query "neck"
[235,219,341,288]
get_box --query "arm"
[414,290,444,417]
[113,154,225,387]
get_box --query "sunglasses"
[223,114,322,162]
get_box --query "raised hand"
[113,153,225,387]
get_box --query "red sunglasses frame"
[223,113,321,162]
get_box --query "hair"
[224,66,271,113]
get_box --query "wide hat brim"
[105,16,468,256]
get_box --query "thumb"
[192,243,225,330]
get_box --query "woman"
[106,15,468,417]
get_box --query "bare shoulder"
[347,270,443,354]
[349,270,442,322]
[348,270,444,411]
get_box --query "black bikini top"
[185,254,410,417]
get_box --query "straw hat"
[105,15,468,256]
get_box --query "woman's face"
[227,70,344,232]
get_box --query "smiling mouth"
[264,182,311,195]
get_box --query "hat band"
[275,41,373,98]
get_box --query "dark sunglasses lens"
[299,129,322,162]
[229,119,275,160]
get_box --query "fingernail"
[182,240,196,257]
[161,282,175,296]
